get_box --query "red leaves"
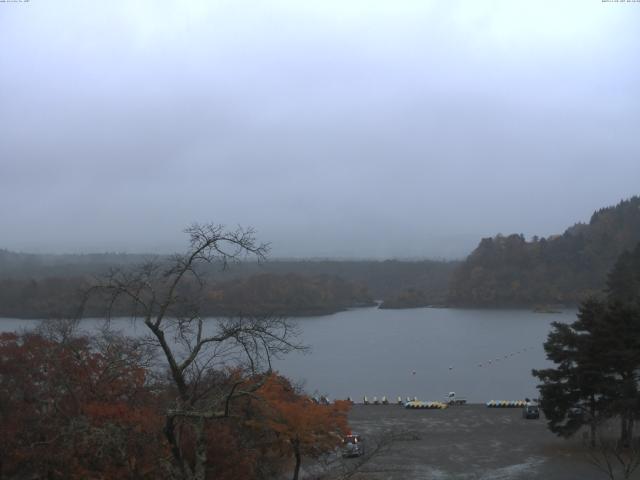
[0,334,351,479]
[0,331,163,479]
[252,374,351,458]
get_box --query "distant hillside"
[0,249,457,315]
[203,273,374,317]
[0,250,154,278]
[0,273,374,319]
[378,287,448,309]
[0,250,456,317]
[246,259,458,302]
[448,196,640,307]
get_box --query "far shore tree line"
[0,272,374,319]
[1,196,638,315]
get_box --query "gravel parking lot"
[331,404,632,480]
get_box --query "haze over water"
[0,307,574,403]
[273,307,575,403]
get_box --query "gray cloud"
[1,1,639,258]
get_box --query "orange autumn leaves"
[0,332,163,479]
[250,374,351,476]
[0,332,352,480]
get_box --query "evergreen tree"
[594,301,640,445]
[607,243,640,305]
[533,243,640,446]
[533,299,612,446]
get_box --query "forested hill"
[0,251,456,317]
[448,196,640,307]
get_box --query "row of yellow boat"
[405,401,448,409]
[486,400,528,408]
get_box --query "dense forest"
[378,287,448,309]
[0,252,456,318]
[3,196,638,315]
[448,196,640,307]
[0,273,373,319]
[202,273,374,316]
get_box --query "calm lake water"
[0,307,575,403]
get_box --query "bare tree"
[585,422,640,480]
[83,223,305,480]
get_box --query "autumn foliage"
[0,225,354,480]
[0,330,164,479]
[250,375,351,480]
[0,330,351,480]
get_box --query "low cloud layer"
[1,1,639,258]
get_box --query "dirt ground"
[311,404,639,480]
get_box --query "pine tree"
[533,299,612,446]
[607,243,640,305]
[533,242,640,446]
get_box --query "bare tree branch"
[81,223,300,480]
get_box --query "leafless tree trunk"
[83,223,305,480]
[292,437,302,480]
[585,421,640,480]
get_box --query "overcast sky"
[1,1,639,258]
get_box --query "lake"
[0,306,575,403]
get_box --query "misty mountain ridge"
[0,250,458,318]
[1,195,639,315]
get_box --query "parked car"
[342,434,365,457]
[522,404,540,419]
[444,392,467,405]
